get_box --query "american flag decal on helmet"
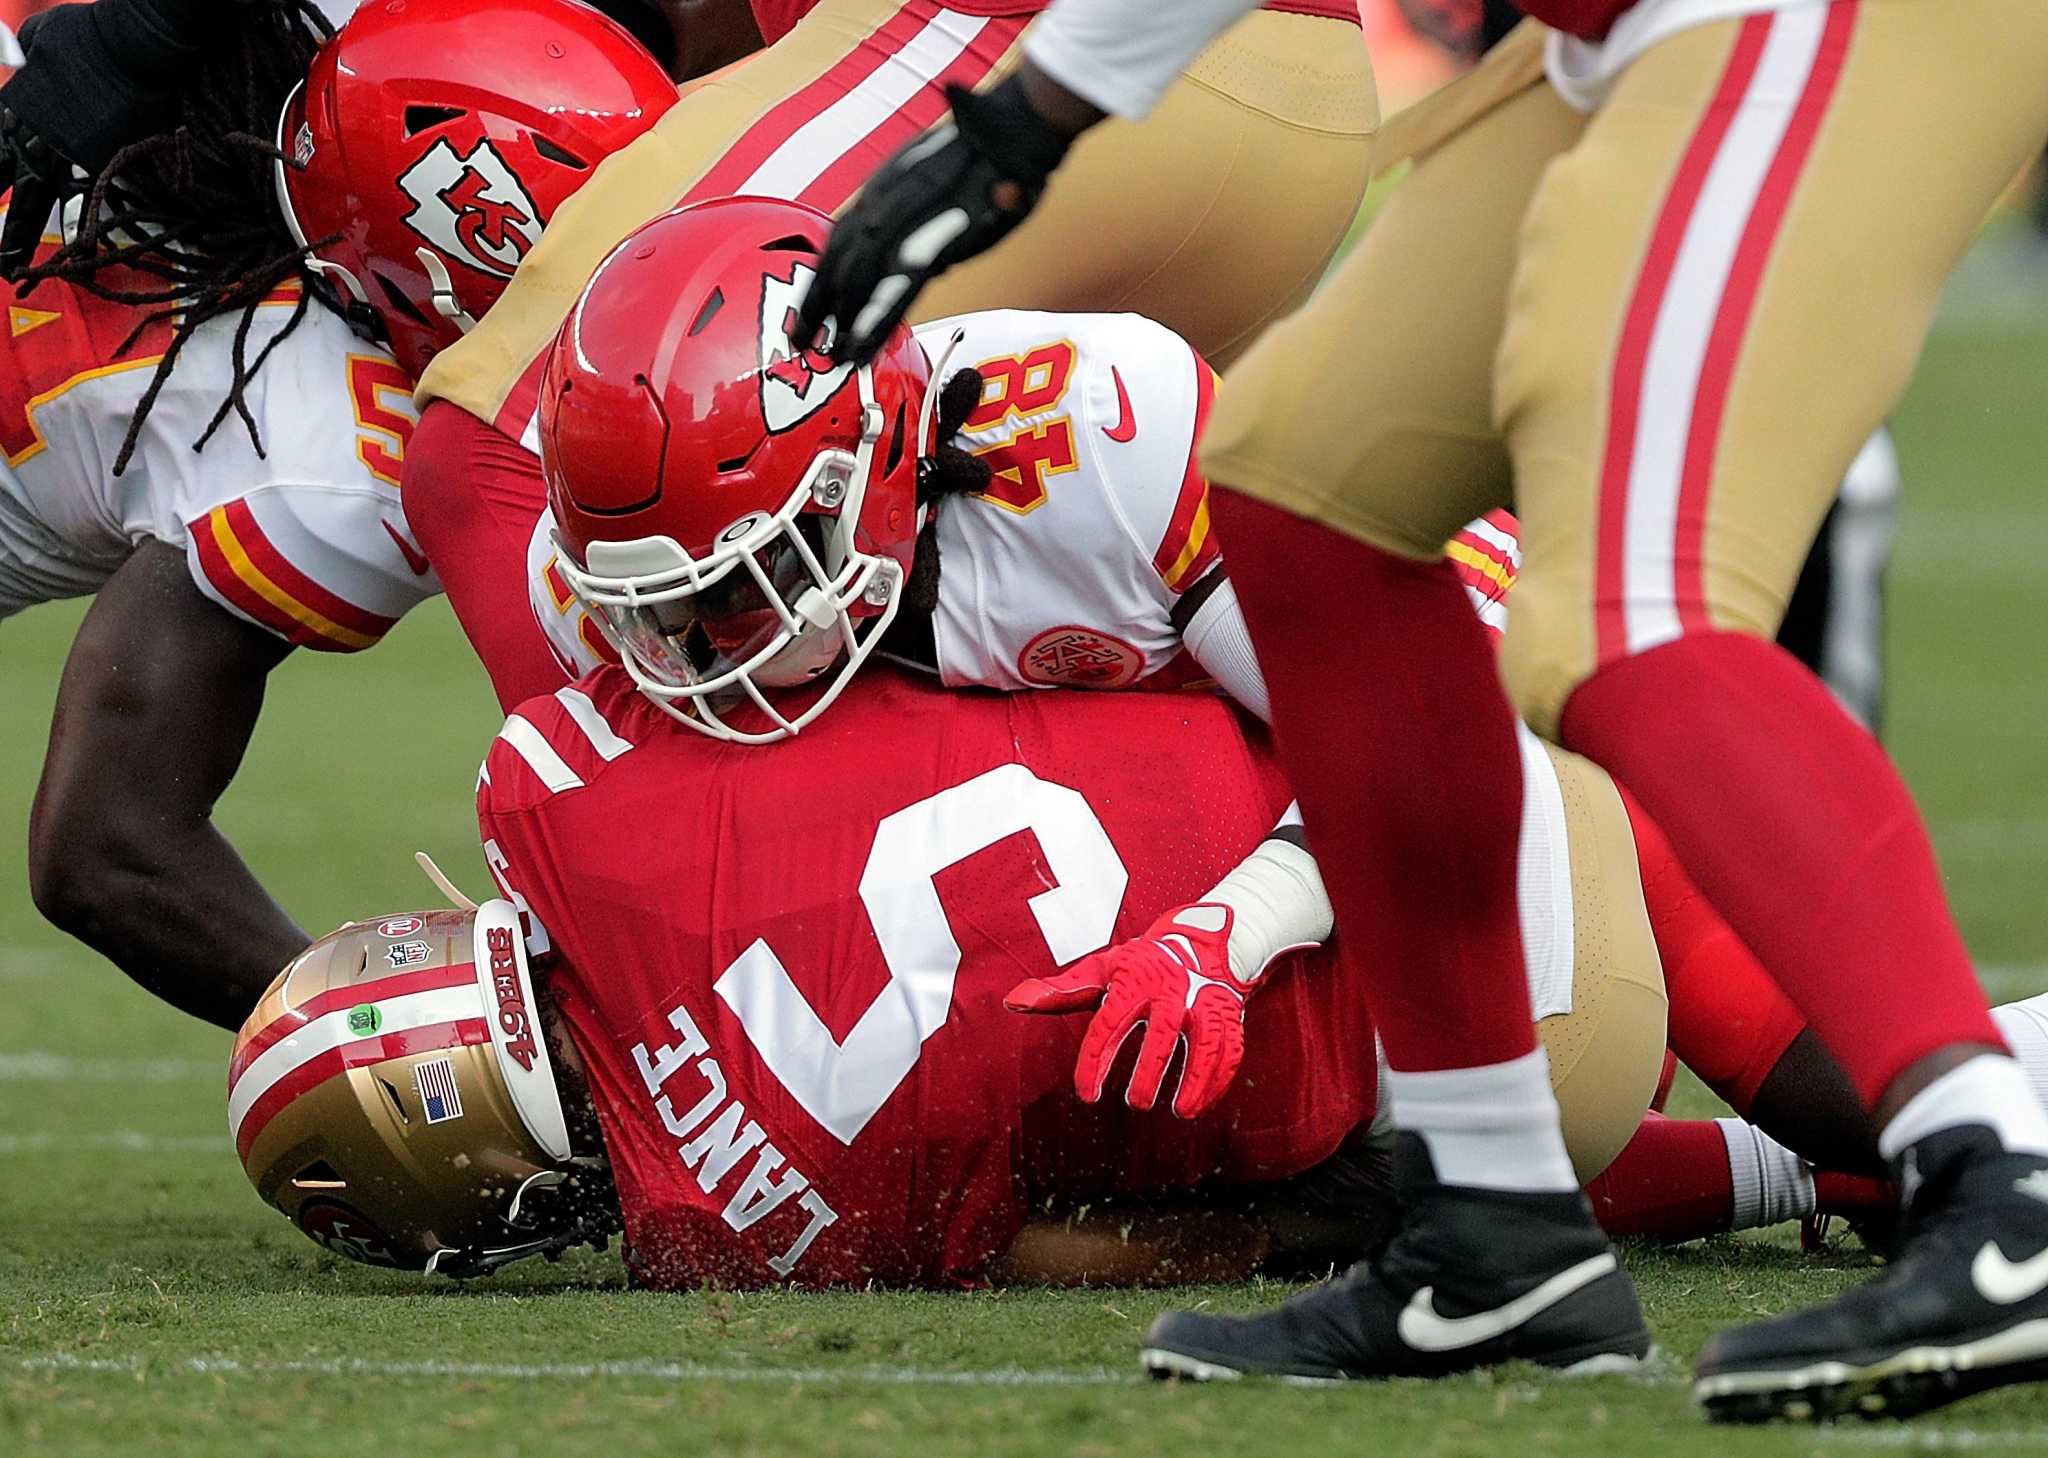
[417,1057,464,1124]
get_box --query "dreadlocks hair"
[904,366,989,617]
[20,0,335,475]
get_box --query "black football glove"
[795,73,1072,367]
[0,0,217,277]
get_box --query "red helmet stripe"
[229,961,478,1088]
[233,1017,491,1162]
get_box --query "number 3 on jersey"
[716,764,1128,1144]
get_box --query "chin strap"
[915,325,967,457]
[417,248,481,333]
[422,1170,610,1278]
[414,851,479,911]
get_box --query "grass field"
[4,239,2048,1456]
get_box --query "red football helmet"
[539,198,938,744]
[273,0,678,381]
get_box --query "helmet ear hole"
[373,269,435,329]
[883,400,908,478]
[402,104,466,137]
[531,135,588,169]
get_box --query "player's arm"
[0,0,224,274]
[28,540,306,1031]
[797,0,1264,361]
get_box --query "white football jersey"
[528,308,1525,689]
[0,227,433,652]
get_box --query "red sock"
[405,401,567,712]
[1212,490,1534,1071]
[1814,1168,1895,1222]
[1616,782,1805,1115]
[1562,632,2000,1107]
[1584,1113,1734,1240]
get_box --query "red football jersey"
[477,668,1379,1289]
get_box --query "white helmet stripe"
[228,984,486,1153]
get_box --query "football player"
[231,674,1653,1293]
[0,0,444,1031]
[393,0,1374,713]
[8,0,675,1031]
[794,0,2048,1420]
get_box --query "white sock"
[1385,1046,1578,1194]
[1992,995,2048,1114]
[1715,1118,1816,1230]
[1877,1052,2048,1162]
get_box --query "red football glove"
[1006,903,1246,1120]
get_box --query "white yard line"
[0,1133,220,1154]
[0,946,79,976]
[18,1352,1140,1389]
[0,1053,214,1081]
[1822,1429,2048,1450]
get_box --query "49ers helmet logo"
[396,137,545,280]
[758,263,854,434]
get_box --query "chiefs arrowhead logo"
[1018,626,1144,688]
[758,263,854,434]
[396,138,544,280]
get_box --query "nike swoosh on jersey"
[1971,1241,2048,1305]
[1396,1252,1617,1353]
[1103,367,1137,443]
[384,519,434,576]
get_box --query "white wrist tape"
[1204,834,1332,985]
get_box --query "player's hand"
[0,0,187,276]
[794,70,1075,367]
[1006,903,1246,1121]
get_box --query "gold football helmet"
[230,900,610,1275]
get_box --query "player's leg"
[1143,48,1650,1383]
[910,9,1377,369]
[1492,0,2048,1419]
[1586,1112,1894,1243]
[1597,987,2048,1247]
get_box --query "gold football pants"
[1204,0,2048,734]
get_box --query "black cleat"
[1141,1134,1651,1382]
[1696,1125,2048,1422]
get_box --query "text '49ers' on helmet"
[229,903,614,1276]
[273,0,678,381]
[539,198,938,745]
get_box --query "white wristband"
[1204,834,1332,985]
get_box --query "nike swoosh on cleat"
[1103,367,1136,443]
[383,520,434,576]
[1396,1252,1618,1353]
[1971,1241,2048,1305]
